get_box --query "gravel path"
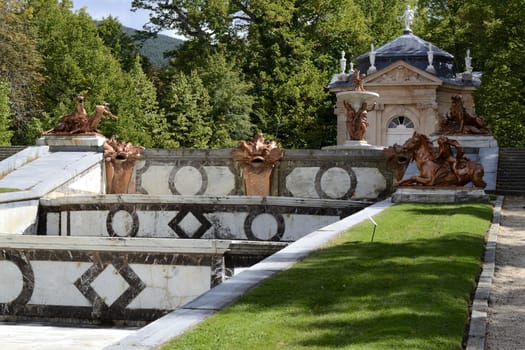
[486,196,525,350]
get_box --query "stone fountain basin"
[0,194,368,324]
[337,90,380,111]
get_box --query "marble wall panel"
[139,164,173,195]
[0,247,223,324]
[285,167,321,198]
[39,199,364,241]
[204,166,236,195]
[352,167,387,199]
[0,200,39,234]
[132,148,393,200]
[135,158,239,196]
[47,164,103,197]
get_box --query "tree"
[132,0,393,148]
[194,52,255,148]
[0,81,13,145]
[26,0,162,144]
[0,0,44,144]
[110,57,174,148]
[97,16,143,72]
[417,0,525,147]
[162,70,212,148]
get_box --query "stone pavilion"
[328,24,480,147]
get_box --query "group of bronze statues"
[438,95,489,135]
[390,131,486,188]
[383,94,490,188]
[44,95,116,135]
[340,71,489,189]
[46,89,489,192]
[43,95,144,194]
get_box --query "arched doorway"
[386,116,414,146]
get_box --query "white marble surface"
[286,167,322,198]
[0,235,231,253]
[139,164,173,194]
[30,261,93,306]
[0,151,102,204]
[320,167,351,198]
[0,260,23,303]
[203,166,236,195]
[0,199,39,234]
[46,208,346,241]
[0,322,134,350]
[0,146,48,179]
[127,264,210,310]
[40,195,364,240]
[139,165,236,195]
[36,134,107,147]
[353,167,387,198]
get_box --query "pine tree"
[111,57,174,148]
[163,71,212,148]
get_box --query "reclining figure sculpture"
[396,131,486,188]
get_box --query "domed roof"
[357,30,456,79]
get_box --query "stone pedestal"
[443,135,498,148]
[392,187,489,203]
[36,134,107,151]
[242,168,273,196]
[323,140,384,151]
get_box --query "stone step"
[496,148,525,194]
[0,146,26,161]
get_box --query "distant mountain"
[121,26,184,67]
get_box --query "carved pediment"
[365,61,443,86]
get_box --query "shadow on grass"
[166,203,491,350]
[233,233,484,349]
[402,203,492,221]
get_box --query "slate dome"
[357,30,456,80]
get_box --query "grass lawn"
[163,202,493,350]
[0,187,19,193]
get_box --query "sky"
[71,0,179,37]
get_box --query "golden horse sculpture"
[397,131,486,188]
[44,95,87,134]
[44,99,116,135]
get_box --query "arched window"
[386,116,415,146]
[388,116,414,129]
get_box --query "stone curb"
[465,195,503,350]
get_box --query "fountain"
[0,94,389,324]
[326,69,380,149]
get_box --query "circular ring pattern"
[244,210,285,241]
[169,163,208,195]
[0,251,34,309]
[315,166,357,199]
[106,206,139,237]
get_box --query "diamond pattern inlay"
[90,265,129,306]
[74,257,146,314]
[168,209,212,238]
